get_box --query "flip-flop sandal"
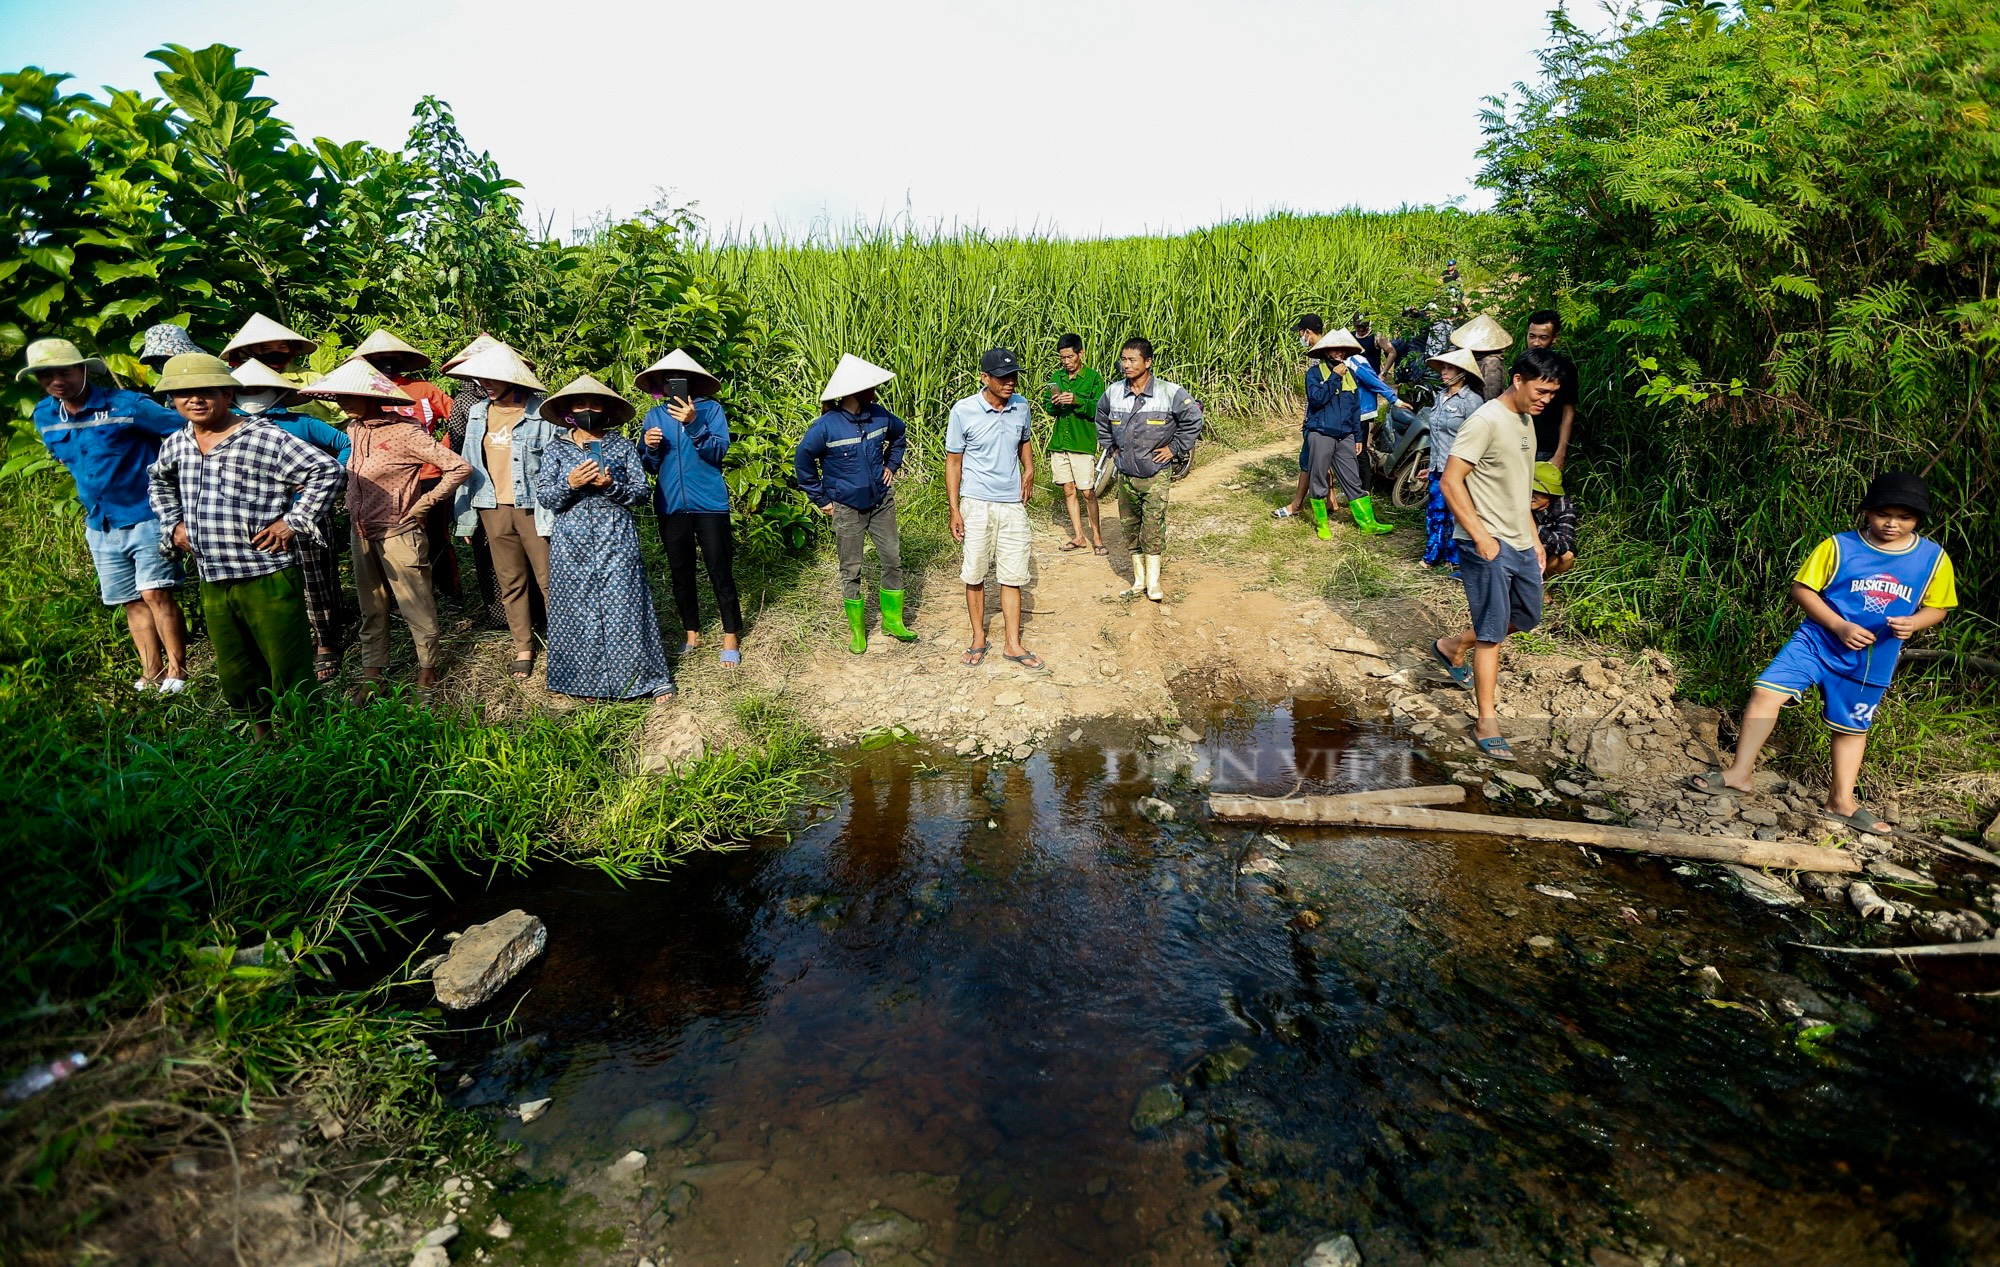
[1429,638,1472,689]
[672,641,698,657]
[1473,735,1517,762]
[1003,651,1046,671]
[314,652,341,682]
[509,657,534,680]
[719,648,741,668]
[1686,770,1735,796]
[1824,807,1895,835]
[1093,544,1109,555]
[1060,540,1086,552]
[1271,507,1296,519]
[963,646,989,666]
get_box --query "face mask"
[237,389,283,415]
[568,409,604,428]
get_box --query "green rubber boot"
[1351,495,1396,535]
[844,598,867,655]
[878,588,917,642]
[1309,497,1333,541]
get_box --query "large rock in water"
[433,910,546,1010]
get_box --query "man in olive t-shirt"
[1431,347,1567,762]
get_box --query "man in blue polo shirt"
[24,337,190,692]
[947,348,1042,670]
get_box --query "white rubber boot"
[1144,554,1164,602]
[1123,554,1147,597]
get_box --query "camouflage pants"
[1117,473,1171,555]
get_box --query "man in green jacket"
[1045,333,1107,554]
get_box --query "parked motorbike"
[1371,388,1438,509]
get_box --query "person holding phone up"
[638,350,743,668]
[535,375,676,701]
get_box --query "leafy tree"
[1480,0,1998,661]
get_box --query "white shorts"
[960,497,1031,587]
[1047,449,1097,488]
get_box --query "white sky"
[3,0,1569,240]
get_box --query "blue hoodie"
[639,397,731,514]
[794,403,907,512]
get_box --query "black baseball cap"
[980,347,1021,377]
[1859,470,1931,518]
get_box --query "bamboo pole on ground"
[1206,798,1860,874]
[1208,786,1466,820]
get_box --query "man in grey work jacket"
[1095,337,1204,602]
[794,354,919,654]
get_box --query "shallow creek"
[425,695,2000,1267]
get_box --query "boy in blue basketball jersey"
[1691,472,1955,832]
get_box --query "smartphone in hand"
[666,377,691,410]
[588,440,604,461]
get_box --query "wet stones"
[1138,796,1177,824]
[433,910,546,1010]
[606,1150,648,1184]
[842,1208,924,1253]
[1190,1043,1255,1087]
[1130,1082,1185,1131]
[1723,866,1805,908]
[1301,1233,1363,1267]
[615,1100,695,1148]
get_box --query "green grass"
[0,470,826,1250]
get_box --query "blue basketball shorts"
[1754,629,1886,734]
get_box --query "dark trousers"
[658,512,742,636]
[416,476,462,601]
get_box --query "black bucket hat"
[1859,470,1930,518]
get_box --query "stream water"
[424,695,2000,1267]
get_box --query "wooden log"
[1795,938,2000,958]
[1204,798,1861,873]
[1208,786,1466,820]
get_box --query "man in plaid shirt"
[148,353,343,733]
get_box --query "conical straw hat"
[450,344,546,393]
[443,332,505,373]
[1450,313,1513,353]
[1311,328,1364,356]
[820,353,895,403]
[634,348,721,397]
[1425,345,1483,383]
[542,374,636,428]
[353,328,432,370]
[294,357,415,403]
[231,356,308,403]
[221,311,319,362]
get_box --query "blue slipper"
[719,648,741,668]
[1474,735,1516,762]
[672,641,697,657]
[1429,638,1472,689]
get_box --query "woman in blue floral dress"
[533,375,676,700]
[1419,347,1486,570]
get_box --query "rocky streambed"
[361,691,2000,1267]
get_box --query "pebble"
[1497,770,1545,792]
[994,690,1025,707]
[1582,806,1616,822]
[417,1222,458,1248]
[615,1100,695,1147]
[606,1150,648,1183]
[516,1098,550,1123]
[1554,779,1586,798]
[843,1209,925,1251]
[665,1182,696,1217]
[1138,797,1176,824]
[1011,745,1034,761]
[1146,733,1174,746]
[1741,807,1780,827]
[1176,725,1201,742]
[1693,965,1724,996]
[1130,1083,1185,1131]
[485,1216,512,1239]
[954,736,978,755]
[409,1248,449,1267]
[1866,858,1937,888]
[816,1252,860,1267]
[1302,1233,1363,1267]
[1532,884,1578,900]
[1068,728,1083,741]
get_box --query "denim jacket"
[452,393,557,537]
